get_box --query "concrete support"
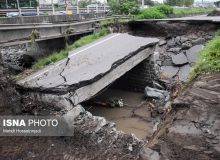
[113,55,156,92]
[37,7,40,16]
[77,6,80,14]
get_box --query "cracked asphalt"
[18,33,159,91]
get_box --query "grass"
[173,7,214,15]
[135,5,214,20]
[135,4,172,19]
[135,7,166,19]
[32,28,108,70]
[190,35,220,79]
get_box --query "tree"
[166,0,194,7]
[0,0,38,9]
[108,0,139,15]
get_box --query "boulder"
[171,53,188,66]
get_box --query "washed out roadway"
[18,33,159,93]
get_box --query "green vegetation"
[0,0,38,8]
[135,4,173,19]
[166,0,194,7]
[32,28,108,70]
[108,0,139,15]
[190,35,220,78]
[173,7,214,15]
[135,5,214,19]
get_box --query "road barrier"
[0,6,110,17]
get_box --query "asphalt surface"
[19,33,159,89]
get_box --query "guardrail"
[0,6,110,17]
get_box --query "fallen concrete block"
[145,86,169,99]
[171,52,188,66]
[186,45,204,63]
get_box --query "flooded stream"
[83,89,158,139]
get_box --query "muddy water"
[84,89,157,140]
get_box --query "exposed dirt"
[208,10,220,16]
[148,72,220,160]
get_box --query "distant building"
[215,1,220,7]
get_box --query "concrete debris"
[186,45,204,63]
[128,144,133,152]
[160,66,179,78]
[192,38,205,45]
[158,39,167,46]
[180,36,189,43]
[167,39,176,48]
[153,81,165,90]
[168,47,181,53]
[177,64,191,82]
[145,87,169,99]
[108,99,124,107]
[162,57,173,66]
[181,41,192,49]
[139,148,161,160]
[1,49,34,72]
[171,52,188,65]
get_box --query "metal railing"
[0,6,110,17]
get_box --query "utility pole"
[16,0,20,9]
[16,0,21,16]
[142,0,144,7]
[5,0,8,8]
[51,0,55,15]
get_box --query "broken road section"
[17,33,159,107]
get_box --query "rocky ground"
[154,30,212,83]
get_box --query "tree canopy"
[0,0,38,9]
[166,0,194,7]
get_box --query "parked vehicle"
[6,11,44,17]
[6,12,19,17]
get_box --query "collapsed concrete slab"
[171,52,188,65]
[18,33,159,108]
[186,45,204,63]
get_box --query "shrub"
[119,1,139,15]
[108,0,139,15]
[154,4,173,15]
[136,8,166,19]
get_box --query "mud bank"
[148,73,220,160]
